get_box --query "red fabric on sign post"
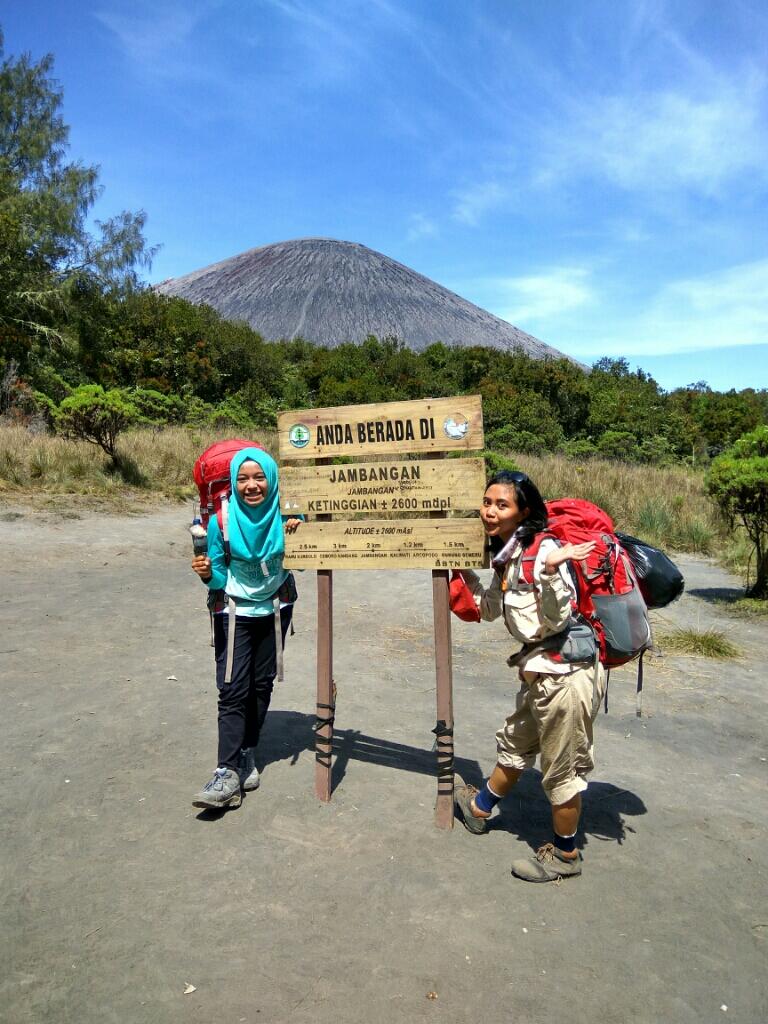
[449,570,481,622]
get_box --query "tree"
[55,385,142,458]
[481,381,565,451]
[0,30,156,358]
[588,358,664,443]
[706,426,768,597]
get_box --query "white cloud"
[488,267,595,324]
[545,70,768,197]
[406,213,438,242]
[95,2,209,80]
[450,181,506,226]
[574,259,768,357]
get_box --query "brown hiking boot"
[454,784,489,835]
[510,843,583,882]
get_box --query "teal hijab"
[226,448,284,563]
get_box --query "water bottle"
[190,514,208,557]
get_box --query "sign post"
[278,396,485,827]
[314,458,334,803]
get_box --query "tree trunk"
[747,543,768,598]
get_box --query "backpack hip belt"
[506,618,598,669]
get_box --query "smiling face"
[235,460,269,507]
[480,483,529,542]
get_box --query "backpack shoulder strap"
[519,531,559,586]
[220,494,232,567]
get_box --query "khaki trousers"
[495,663,606,805]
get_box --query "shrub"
[124,387,185,424]
[637,435,676,466]
[561,438,598,461]
[29,366,74,404]
[486,426,547,456]
[596,430,638,461]
[706,425,768,597]
[482,450,523,477]
[55,385,143,458]
[208,396,258,431]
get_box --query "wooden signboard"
[278,395,484,460]
[280,394,485,829]
[284,518,485,570]
[280,456,486,515]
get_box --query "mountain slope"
[155,237,568,359]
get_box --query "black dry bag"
[616,532,684,610]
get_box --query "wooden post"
[432,567,454,828]
[314,456,334,802]
[315,567,334,801]
[427,449,454,830]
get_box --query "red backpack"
[193,438,265,530]
[520,499,653,713]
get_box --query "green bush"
[124,387,185,424]
[706,425,768,596]
[208,396,259,432]
[30,366,74,404]
[55,385,143,458]
[596,430,638,461]
[486,426,547,456]
[637,435,676,466]
[482,450,523,477]
[561,438,598,460]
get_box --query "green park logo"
[288,423,311,448]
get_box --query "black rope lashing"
[314,701,335,765]
[313,701,335,733]
[432,720,455,780]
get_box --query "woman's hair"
[486,470,547,551]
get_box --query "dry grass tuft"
[654,628,739,659]
[710,596,768,619]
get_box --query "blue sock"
[474,782,503,815]
[554,831,577,854]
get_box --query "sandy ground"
[1,505,766,1024]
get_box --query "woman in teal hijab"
[191,448,301,810]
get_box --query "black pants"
[214,607,293,770]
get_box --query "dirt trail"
[1,505,766,1024]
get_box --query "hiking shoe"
[238,747,260,792]
[192,767,242,809]
[454,784,489,835]
[510,843,583,882]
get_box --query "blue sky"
[6,0,768,391]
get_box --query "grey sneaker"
[192,767,242,809]
[511,843,583,882]
[454,784,489,835]
[238,748,260,792]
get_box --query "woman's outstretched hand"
[284,518,301,533]
[192,555,212,581]
[544,541,596,575]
